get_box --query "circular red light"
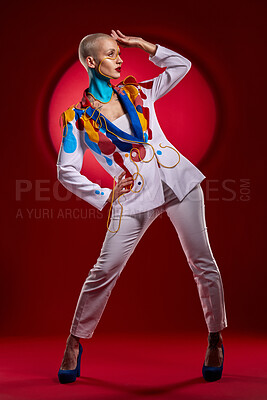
[49,47,217,187]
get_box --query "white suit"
[56,44,227,338]
[56,44,206,216]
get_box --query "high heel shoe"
[202,332,224,382]
[202,343,224,381]
[58,342,83,384]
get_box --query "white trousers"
[70,181,227,339]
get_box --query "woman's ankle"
[208,331,223,347]
[67,334,80,347]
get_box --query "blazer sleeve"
[56,117,112,211]
[141,44,192,102]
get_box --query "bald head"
[78,33,113,70]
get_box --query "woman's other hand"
[107,171,134,203]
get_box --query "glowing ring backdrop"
[48,46,217,188]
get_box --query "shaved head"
[78,33,112,70]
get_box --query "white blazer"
[57,44,206,217]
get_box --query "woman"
[57,29,227,383]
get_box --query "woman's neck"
[88,68,113,104]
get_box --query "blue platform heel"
[202,333,224,382]
[58,342,83,384]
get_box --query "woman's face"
[94,37,123,79]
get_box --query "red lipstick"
[115,67,121,72]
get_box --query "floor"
[0,333,266,400]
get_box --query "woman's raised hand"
[110,30,143,48]
[111,30,157,56]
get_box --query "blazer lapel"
[113,88,145,142]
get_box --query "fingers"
[120,177,134,186]
[115,172,134,199]
[110,29,118,40]
[118,171,126,182]
[118,172,133,185]
[111,29,126,38]
[117,30,126,38]
[119,177,134,188]
[111,29,128,45]
[118,182,132,195]
[111,30,122,42]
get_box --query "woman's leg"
[70,207,162,340]
[60,209,162,370]
[164,183,227,333]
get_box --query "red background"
[2,0,266,338]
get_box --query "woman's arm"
[145,45,191,102]
[111,29,191,102]
[57,115,112,211]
